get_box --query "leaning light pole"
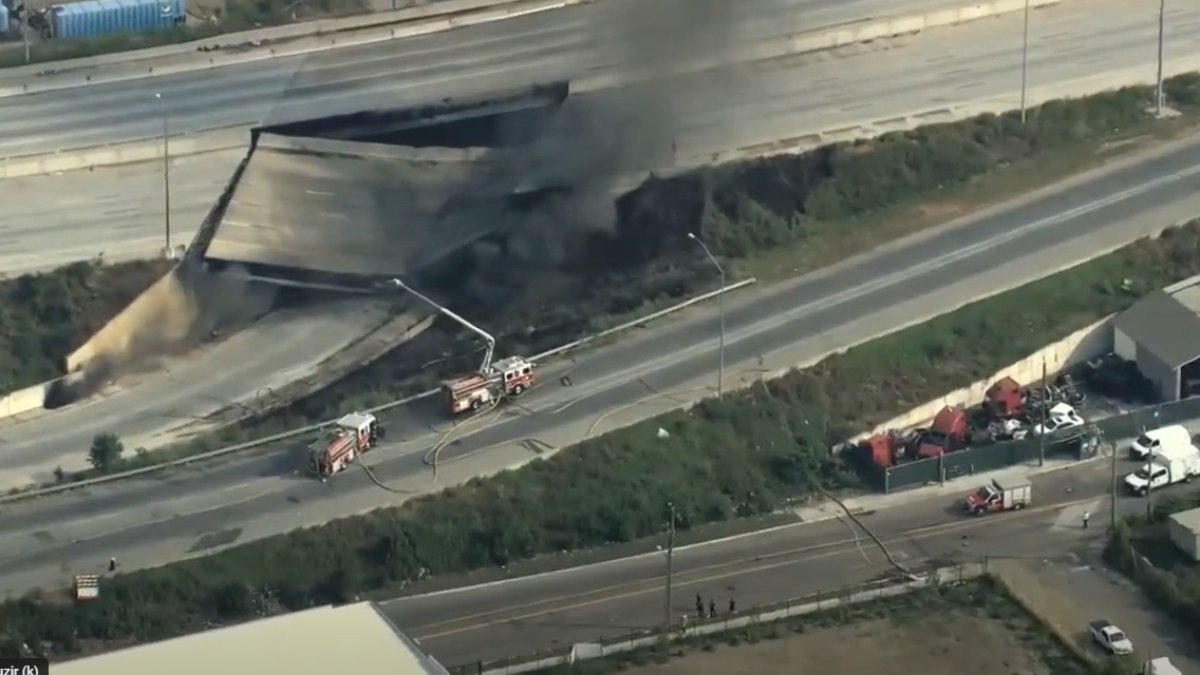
[154,92,172,257]
[1019,0,1031,122]
[687,232,725,398]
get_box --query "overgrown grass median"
[9,209,1200,657]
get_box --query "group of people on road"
[694,593,735,620]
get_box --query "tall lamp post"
[154,92,172,257]
[687,232,725,398]
[1155,0,1167,117]
[662,502,676,633]
[1019,0,1031,122]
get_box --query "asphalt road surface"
[0,0,1000,156]
[1,0,1196,273]
[0,298,405,490]
[382,456,1199,670]
[1,128,1200,598]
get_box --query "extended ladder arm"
[389,278,497,373]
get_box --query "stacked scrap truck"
[859,374,1090,469]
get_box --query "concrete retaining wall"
[0,379,56,419]
[856,316,1114,438]
[0,126,246,180]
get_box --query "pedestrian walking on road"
[1083,510,1091,530]
[108,557,117,572]
[695,594,704,619]
[729,597,737,615]
[708,598,717,619]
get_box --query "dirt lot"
[624,612,1049,675]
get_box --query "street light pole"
[1019,0,1031,123]
[663,502,676,633]
[1155,0,1167,117]
[687,233,725,398]
[154,92,172,256]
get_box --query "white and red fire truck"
[310,411,384,478]
[389,278,537,417]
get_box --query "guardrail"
[0,277,755,504]
[446,561,988,675]
[0,125,248,179]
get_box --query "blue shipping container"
[51,0,184,40]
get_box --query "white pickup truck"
[1125,444,1200,495]
[1088,619,1134,655]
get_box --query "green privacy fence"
[861,397,1200,494]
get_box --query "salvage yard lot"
[622,614,1051,675]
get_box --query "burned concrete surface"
[204,135,523,279]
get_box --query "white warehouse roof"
[52,601,450,675]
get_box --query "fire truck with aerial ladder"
[389,278,536,416]
[309,411,385,479]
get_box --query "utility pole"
[663,502,676,633]
[1038,357,1047,466]
[1103,427,1117,530]
[1155,0,1167,117]
[1019,0,1031,122]
[21,3,31,64]
[687,233,725,398]
[155,92,172,256]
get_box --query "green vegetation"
[87,433,124,472]
[1106,488,1200,647]
[531,577,1110,675]
[0,259,170,395]
[8,213,1200,658]
[0,0,368,69]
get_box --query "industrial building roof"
[1114,282,1200,369]
[1169,506,1200,533]
[51,602,450,675]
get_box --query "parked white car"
[1033,403,1085,436]
[1144,656,1182,675]
[1088,619,1134,655]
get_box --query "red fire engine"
[310,411,384,478]
[389,278,537,416]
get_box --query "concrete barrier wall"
[0,127,246,180]
[0,379,56,419]
[855,316,1114,438]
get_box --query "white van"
[1131,425,1193,460]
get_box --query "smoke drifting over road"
[450,0,742,304]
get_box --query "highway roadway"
[0,0,1008,156]
[382,456,1186,669]
[2,124,1200,598]
[1,0,1196,274]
